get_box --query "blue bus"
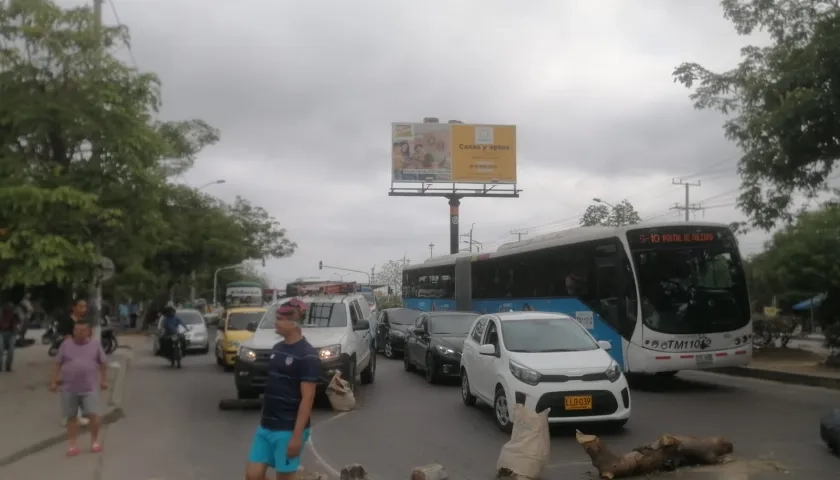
[401,221,752,375]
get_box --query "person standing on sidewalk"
[49,321,108,457]
[57,298,91,426]
[0,302,20,372]
[245,299,319,480]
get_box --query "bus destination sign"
[636,232,716,244]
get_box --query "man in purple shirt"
[49,321,108,456]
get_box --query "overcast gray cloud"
[57,0,786,287]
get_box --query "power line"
[670,178,703,221]
[107,0,138,69]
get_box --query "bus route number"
[639,232,715,244]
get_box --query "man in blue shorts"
[246,298,319,480]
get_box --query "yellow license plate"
[564,395,593,410]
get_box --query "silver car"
[152,309,210,355]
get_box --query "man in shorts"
[245,298,319,480]
[50,321,108,456]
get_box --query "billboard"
[391,123,516,184]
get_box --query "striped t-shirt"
[260,338,321,431]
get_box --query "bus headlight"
[239,347,257,362]
[509,360,541,386]
[605,361,622,383]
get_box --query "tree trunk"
[575,430,733,479]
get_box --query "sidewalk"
[714,345,840,390]
[0,333,141,468]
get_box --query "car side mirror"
[413,327,425,336]
[246,322,257,332]
[598,340,612,351]
[478,344,497,356]
[354,320,370,331]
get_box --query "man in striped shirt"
[245,298,319,480]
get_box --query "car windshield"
[388,309,422,325]
[227,311,265,330]
[178,311,204,325]
[430,314,478,335]
[259,301,348,329]
[628,227,750,335]
[501,317,598,353]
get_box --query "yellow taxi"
[214,306,267,368]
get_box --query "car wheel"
[461,370,477,406]
[494,386,513,433]
[403,350,414,372]
[384,338,395,359]
[346,359,357,392]
[360,352,376,385]
[215,349,224,366]
[237,387,259,400]
[424,353,438,384]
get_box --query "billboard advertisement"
[391,123,516,184]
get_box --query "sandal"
[66,447,80,457]
[91,442,103,453]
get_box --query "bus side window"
[591,242,635,339]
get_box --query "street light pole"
[191,179,226,303]
[213,263,243,307]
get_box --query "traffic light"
[318,261,323,270]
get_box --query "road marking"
[307,411,350,478]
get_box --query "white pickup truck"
[234,294,376,399]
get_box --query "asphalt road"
[93,337,840,479]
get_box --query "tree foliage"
[375,260,405,296]
[674,0,840,230]
[580,199,642,227]
[0,0,294,304]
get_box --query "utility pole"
[90,0,105,344]
[428,243,435,258]
[460,223,482,252]
[510,229,529,241]
[670,178,703,221]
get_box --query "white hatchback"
[460,312,631,432]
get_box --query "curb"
[712,366,840,390]
[0,348,134,468]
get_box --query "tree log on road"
[575,430,733,479]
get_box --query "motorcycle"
[48,323,121,357]
[166,332,187,368]
[42,320,58,345]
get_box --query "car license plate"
[696,353,713,367]
[564,395,593,410]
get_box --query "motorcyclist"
[160,306,189,359]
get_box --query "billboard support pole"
[447,195,462,255]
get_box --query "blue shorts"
[247,426,311,472]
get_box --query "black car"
[403,311,479,384]
[375,308,422,358]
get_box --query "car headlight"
[390,330,404,338]
[318,344,341,360]
[605,361,622,383]
[435,345,456,356]
[509,360,541,386]
[239,347,257,362]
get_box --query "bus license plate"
[564,395,592,410]
[696,354,714,367]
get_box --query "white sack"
[325,372,356,411]
[496,404,550,479]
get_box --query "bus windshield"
[627,226,749,335]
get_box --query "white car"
[234,294,376,400]
[459,312,631,432]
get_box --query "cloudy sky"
[57,0,825,287]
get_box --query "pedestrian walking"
[49,321,108,456]
[0,302,20,372]
[244,298,319,480]
[57,298,91,427]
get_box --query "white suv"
[234,294,376,399]
[459,312,630,432]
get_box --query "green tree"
[674,0,840,230]
[0,0,218,289]
[228,196,297,266]
[375,260,405,296]
[580,199,642,227]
